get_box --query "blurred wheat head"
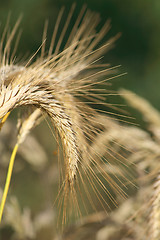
[1,4,156,233]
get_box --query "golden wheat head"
[0,5,133,226]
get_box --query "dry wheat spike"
[0,5,134,225]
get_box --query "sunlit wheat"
[0,5,138,227]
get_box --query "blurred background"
[0,0,160,239]
[0,0,160,109]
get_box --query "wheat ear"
[0,6,131,225]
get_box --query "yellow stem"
[0,112,10,130]
[0,143,19,223]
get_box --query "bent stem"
[0,112,10,130]
[0,143,19,223]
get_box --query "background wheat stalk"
[149,173,160,240]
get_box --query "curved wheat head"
[0,5,134,226]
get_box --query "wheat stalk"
[0,108,42,222]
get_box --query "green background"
[1,0,160,109]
